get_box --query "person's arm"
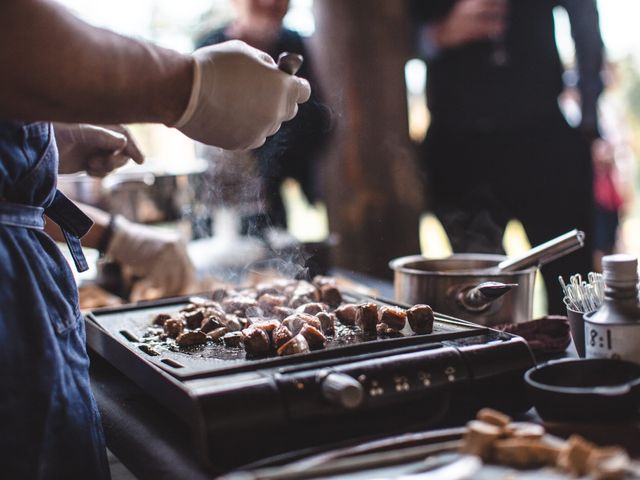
[562,0,604,138]
[0,0,192,125]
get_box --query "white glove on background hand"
[54,123,145,177]
[173,40,311,150]
[106,216,195,301]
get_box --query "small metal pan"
[525,358,640,421]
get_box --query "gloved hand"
[173,40,311,150]
[105,216,195,301]
[54,123,144,177]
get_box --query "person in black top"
[411,0,604,314]
[197,0,331,235]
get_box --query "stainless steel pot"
[58,160,207,225]
[389,254,537,326]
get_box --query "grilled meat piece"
[299,324,327,350]
[222,331,244,347]
[220,314,242,332]
[296,302,328,315]
[376,322,402,337]
[222,296,257,315]
[206,326,229,342]
[316,312,336,336]
[242,327,271,355]
[406,304,434,334]
[176,330,207,347]
[211,287,228,302]
[153,313,171,327]
[273,306,295,321]
[272,324,293,349]
[319,284,342,308]
[283,313,321,336]
[251,319,281,334]
[335,304,359,326]
[183,309,205,330]
[163,318,185,338]
[257,293,287,315]
[277,334,310,356]
[200,316,222,333]
[288,294,316,309]
[378,306,407,331]
[357,303,378,333]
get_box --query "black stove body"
[86,293,534,471]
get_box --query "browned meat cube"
[406,304,434,334]
[242,327,271,356]
[206,326,229,342]
[299,324,327,350]
[319,284,342,308]
[357,303,378,334]
[220,314,242,332]
[180,304,198,313]
[296,302,328,315]
[211,287,228,302]
[316,312,336,336]
[282,313,322,336]
[273,306,295,321]
[200,308,227,332]
[153,313,171,327]
[257,293,287,315]
[288,294,316,309]
[376,322,402,337]
[272,324,293,349]
[251,319,281,334]
[200,316,222,334]
[222,331,244,347]
[176,330,207,347]
[222,296,257,315]
[183,309,205,330]
[378,306,407,331]
[163,318,185,338]
[277,334,310,356]
[335,304,359,326]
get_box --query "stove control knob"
[321,373,364,409]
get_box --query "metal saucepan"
[389,230,585,325]
[390,253,536,326]
[58,159,208,224]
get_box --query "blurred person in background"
[411,0,605,314]
[0,0,310,477]
[196,0,331,237]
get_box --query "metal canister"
[584,254,640,364]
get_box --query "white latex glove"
[54,123,144,177]
[173,40,311,150]
[106,216,195,301]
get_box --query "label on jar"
[584,323,640,363]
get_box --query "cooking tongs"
[497,229,585,273]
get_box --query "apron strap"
[45,190,94,273]
[0,203,45,229]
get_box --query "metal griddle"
[86,292,535,472]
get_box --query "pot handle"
[458,281,519,312]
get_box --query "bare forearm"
[0,0,192,125]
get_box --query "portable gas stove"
[86,292,534,471]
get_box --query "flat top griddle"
[87,292,487,380]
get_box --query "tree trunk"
[311,0,423,279]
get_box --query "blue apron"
[0,121,109,479]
